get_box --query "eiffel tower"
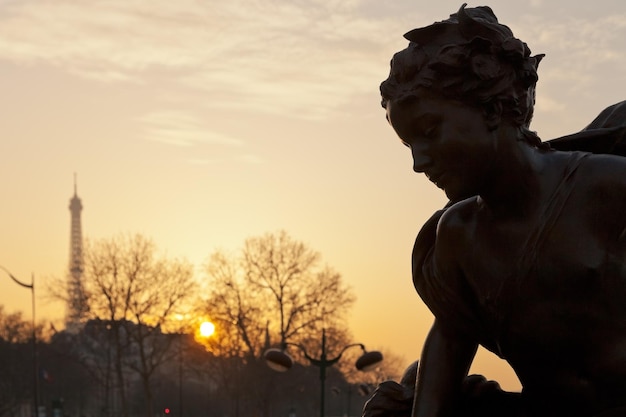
[65,174,89,333]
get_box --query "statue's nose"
[411,145,431,173]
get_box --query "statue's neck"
[478,143,554,218]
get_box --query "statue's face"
[386,91,497,201]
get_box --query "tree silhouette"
[198,230,357,416]
[82,233,196,417]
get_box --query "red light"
[164,408,170,414]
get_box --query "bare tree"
[241,230,356,346]
[0,306,31,343]
[199,231,356,416]
[197,251,267,417]
[83,233,196,417]
[202,231,355,354]
[0,306,32,416]
[203,251,266,358]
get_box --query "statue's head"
[381,4,544,140]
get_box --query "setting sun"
[199,321,215,338]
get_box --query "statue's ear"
[483,101,502,131]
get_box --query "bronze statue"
[364,4,626,417]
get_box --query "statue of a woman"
[366,4,626,417]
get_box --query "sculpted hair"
[381,4,548,149]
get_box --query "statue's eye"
[424,126,438,139]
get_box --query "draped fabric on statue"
[548,101,626,156]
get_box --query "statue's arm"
[413,319,478,417]
[411,203,479,417]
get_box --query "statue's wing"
[547,100,626,157]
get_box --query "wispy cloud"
[138,110,243,147]
[519,13,626,84]
[184,153,265,167]
[0,0,398,119]
[237,154,264,165]
[2,1,622,123]
[513,11,626,129]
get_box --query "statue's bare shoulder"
[432,198,480,262]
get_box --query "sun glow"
[199,321,215,338]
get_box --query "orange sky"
[1,0,625,391]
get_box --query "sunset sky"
[1,0,625,390]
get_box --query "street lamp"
[0,266,38,417]
[264,329,383,417]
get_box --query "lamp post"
[264,329,383,417]
[178,332,185,417]
[0,266,38,417]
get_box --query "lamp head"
[355,350,383,371]
[264,348,293,372]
